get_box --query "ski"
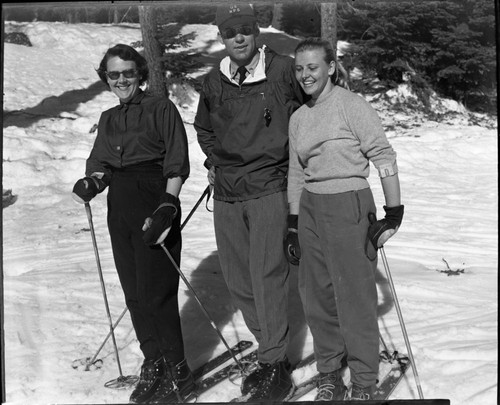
[288,375,318,401]
[192,340,253,381]
[372,351,410,400]
[286,353,318,401]
[195,347,258,396]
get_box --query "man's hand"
[207,166,215,186]
[284,215,301,265]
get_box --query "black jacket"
[194,46,305,202]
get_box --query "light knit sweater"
[288,85,398,206]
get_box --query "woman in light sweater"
[284,38,404,401]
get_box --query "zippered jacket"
[195,46,305,202]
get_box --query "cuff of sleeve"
[89,172,109,192]
[377,161,398,178]
[155,193,180,217]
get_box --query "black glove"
[203,158,213,170]
[142,193,180,246]
[72,176,107,204]
[284,215,301,265]
[367,205,404,250]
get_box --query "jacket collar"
[220,45,268,84]
[117,90,145,109]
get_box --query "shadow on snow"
[3,80,108,129]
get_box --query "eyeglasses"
[220,25,254,39]
[105,69,138,80]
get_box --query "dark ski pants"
[107,166,185,364]
[298,188,379,388]
[214,191,290,364]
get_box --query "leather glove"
[284,215,301,265]
[367,205,404,250]
[72,176,107,204]
[142,193,180,246]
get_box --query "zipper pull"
[264,108,272,127]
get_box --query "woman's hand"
[367,206,404,249]
[142,193,180,246]
[376,227,398,247]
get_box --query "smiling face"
[294,48,336,100]
[106,56,140,103]
[219,24,259,66]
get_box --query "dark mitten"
[367,205,404,250]
[72,176,106,204]
[142,193,180,246]
[284,215,301,265]
[203,158,213,170]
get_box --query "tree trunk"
[138,5,168,98]
[321,2,337,55]
[271,4,283,30]
[113,8,119,25]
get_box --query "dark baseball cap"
[216,3,257,31]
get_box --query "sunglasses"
[220,25,254,39]
[106,69,138,80]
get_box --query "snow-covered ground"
[2,21,497,405]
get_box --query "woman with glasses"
[72,44,193,404]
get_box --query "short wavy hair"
[96,44,149,87]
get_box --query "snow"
[2,21,497,405]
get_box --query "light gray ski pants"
[298,188,379,388]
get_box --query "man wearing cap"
[194,3,305,402]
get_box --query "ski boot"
[348,384,375,400]
[315,370,347,401]
[129,357,165,404]
[241,356,291,396]
[246,359,294,401]
[150,358,195,403]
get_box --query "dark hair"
[96,44,149,87]
[294,37,350,90]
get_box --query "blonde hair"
[294,37,350,90]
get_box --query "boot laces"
[350,386,372,400]
[316,383,338,400]
[140,360,161,385]
[316,373,343,401]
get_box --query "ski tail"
[192,340,253,381]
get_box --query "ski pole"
[82,186,211,365]
[86,307,129,368]
[85,203,138,388]
[379,246,424,399]
[181,185,211,230]
[379,333,390,355]
[160,243,246,374]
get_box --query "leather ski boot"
[150,358,195,403]
[129,357,165,404]
[315,370,347,401]
[246,359,294,401]
[349,384,375,400]
[241,357,291,395]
